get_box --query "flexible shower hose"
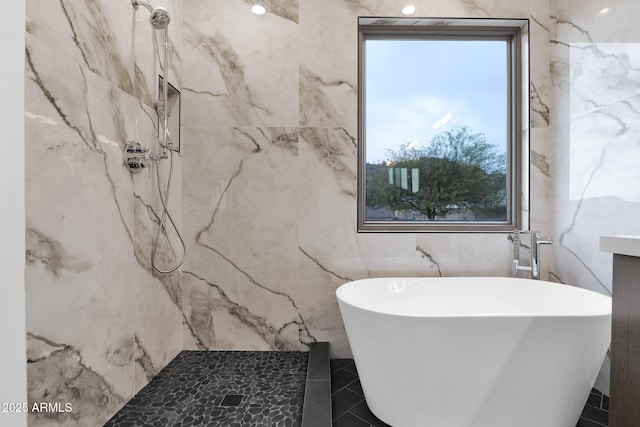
[150,147,186,274]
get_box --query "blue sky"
[365,39,508,163]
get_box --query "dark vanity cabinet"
[601,237,640,426]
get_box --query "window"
[358,18,529,232]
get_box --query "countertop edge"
[600,235,640,258]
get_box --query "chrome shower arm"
[131,0,170,30]
[131,0,153,14]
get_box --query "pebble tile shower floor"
[105,351,307,426]
[330,359,609,427]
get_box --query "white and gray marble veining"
[27,333,126,427]
[531,81,551,127]
[531,150,550,177]
[183,0,298,127]
[25,0,186,425]
[299,127,357,197]
[242,0,299,24]
[27,0,135,97]
[549,0,640,394]
[459,0,532,19]
[299,67,357,128]
[299,0,359,128]
[415,245,443,277]
[181,124,310,352]
[26,228,92,276]
[184,30,261,124]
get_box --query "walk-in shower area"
[105,350,309,426]
[9,0,640,426]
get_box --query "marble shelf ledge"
[600,235,640,257]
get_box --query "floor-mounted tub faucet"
[512,231,553,280]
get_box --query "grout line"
[331,378,360,396]
[347,409,377,427]
[336,398,365,420]
[582,418,608,426]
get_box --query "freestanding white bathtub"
[336,277,611,427]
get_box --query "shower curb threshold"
[302,342,332,427]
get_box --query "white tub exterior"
[336,277,611,427]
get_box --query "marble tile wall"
[548,0,640,394]
[25,0,190,425]
[549,0,640,298]
[180,0,553,359]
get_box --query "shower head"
[149,7,170,30]
[132,0,171,30]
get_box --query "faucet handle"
[513,259,532,271]
[536,235,553,245]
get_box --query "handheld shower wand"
[129,0,186,274]
[132,0,171,156]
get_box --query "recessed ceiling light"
[402,5,416,15]
[251,4,266,15]
[598,7,612,15]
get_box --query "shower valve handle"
[124,141,151,175]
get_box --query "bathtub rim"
[336,276,612,319]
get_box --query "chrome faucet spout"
[512,230,552,280]
[532,233,552,280]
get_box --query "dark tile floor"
[330,359,609,427]
[578,389,609,427]
[105,351,307,427]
